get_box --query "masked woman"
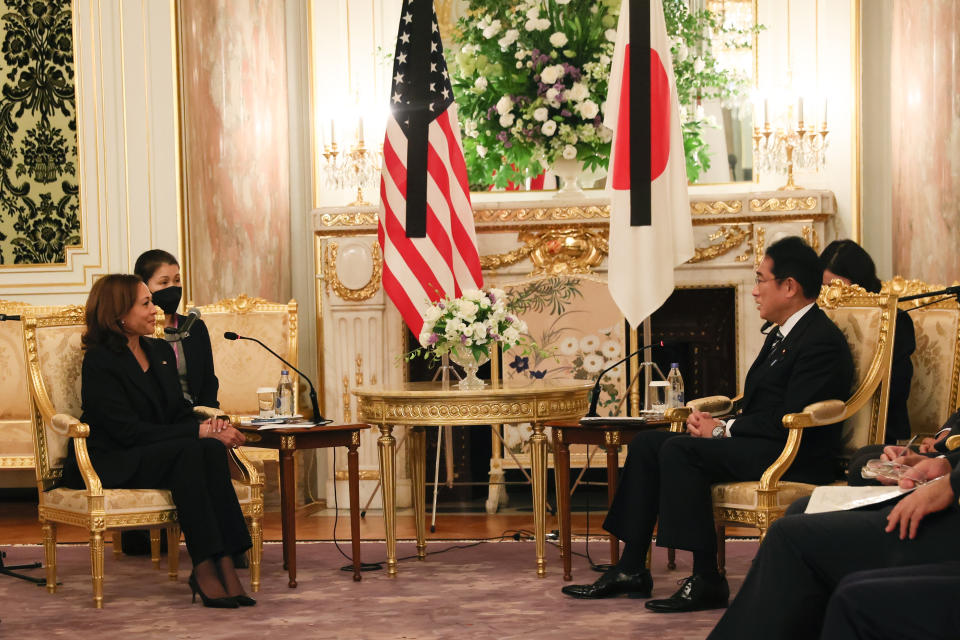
[134,249,218,408]
[62,274,254,607]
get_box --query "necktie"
[765,329,784,366]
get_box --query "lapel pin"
[162,360,167,365]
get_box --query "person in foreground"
[820,239,915,444]
[60,274,255,608]
[561,236,853,613]
[708,451,960,639]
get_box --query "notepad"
[805,485,914,514]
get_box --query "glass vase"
[448,346,490,390]
[549,158,586,198]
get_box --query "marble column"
[891,0,960,283]
[178,0,291,304]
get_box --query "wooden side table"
[550,418,672,581]
[238,423,369,587]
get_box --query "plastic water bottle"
[667,363,684,409]
[276,370,294,416]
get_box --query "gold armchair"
[23,308,262,607]
[883,277,960,438]
[666,282,898,572]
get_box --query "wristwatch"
[712,421,727,439]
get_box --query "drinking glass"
[257,387,276,418]
[647,380,670,414]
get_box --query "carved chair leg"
[167,525,180,581]
[249,516,262,593]
[42,521,57,594]
[667,548,676,570]
[757,523,769,545]
[150,529,161,569]
[89,530,105,609]
[716,524,726,576]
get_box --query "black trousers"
[68,438,251,565]
[602,431,832,555]
[708,504,960,640]
[821,563,960,640]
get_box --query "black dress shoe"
[644,574,729,613]
[560,567,653,599]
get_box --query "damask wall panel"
[891,0,960,283]
[179,0,291,304]
[0,0,79,266]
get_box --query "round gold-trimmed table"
[353,379,593,577]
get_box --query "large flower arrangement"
[450,0,620,190]
[412,289,530,363]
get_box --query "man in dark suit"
[709,453,960,639]
[561,236,854,613]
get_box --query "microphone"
[224,331,325,423]
[585,342,662,417]
[899,285,960,302]
[164,307,201,340]
[0,314,21,321]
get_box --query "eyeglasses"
[754,275,785,286]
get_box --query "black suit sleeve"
[188,319,220,408]
[81,347,198,448]
[731,329,851,443]
[885,310,916,442]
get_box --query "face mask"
[152,286,182,315]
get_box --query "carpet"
[0,540,757,639]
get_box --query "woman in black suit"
[134,250,218,408]
[820,239,916,444]
[61,274,254,608]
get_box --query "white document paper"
[805,485,913,514]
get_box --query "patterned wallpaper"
[0,0,79,265]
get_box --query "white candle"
[823,98,828,127]
[358,116,364,144]
[330,119,336,146]
[798,97,804,124]
[764,99,769,125]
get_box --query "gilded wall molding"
[473,205,610,223]
[802,225,821,252]
[687,225,751,264]
[323,241,382,301]
[318,212,379,228]
[690,200,743,215]
[480,228,608,275]
[753,226,766,269]
[749,196,818,212]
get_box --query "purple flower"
[497,131,509,142]
[460,335,468,345]
[427,333,439,345]
[529,369,547,379]
[504,141,513,148]
[509,355,530,373]
[561,109,572,117]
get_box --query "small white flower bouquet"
[414,288,530,364]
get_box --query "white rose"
[540,64,565,85]
[676,42,689,63]
[549,32,568,47]
[576,99,599,119]
[418,331,431,348]
[499,113,515,128]
[423,305,443,325]
[498,29,519,50]
[495,95,514,115]
[536,18,550,30]
[567,82,589,102]
[503,327,520,344]
[605,28,618,42]
[525,6,539,19]
[562,144,577,160]
[556,0,571,4]
[693,57,705,74]
[476,144,487,158]
[482,19,501,39]
[533,107,549,122]
[545,87,561,106]
[524,18,538,31]
[541,120,557,136]
[474,76,488,91]
[462,289,483,301]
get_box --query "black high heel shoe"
[231,594,256,607]
[189,572,239,609]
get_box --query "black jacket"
[173,313,219,408]
[732,305,855,466]
[884,309,916,443]
[61,338,199,488]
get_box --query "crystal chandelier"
[320,119,381,206]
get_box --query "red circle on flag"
[650,48,670,181]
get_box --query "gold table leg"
[531,421,548,578]
[377,423,398,576]
[409,426,427,559]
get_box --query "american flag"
[378,0,483,338]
